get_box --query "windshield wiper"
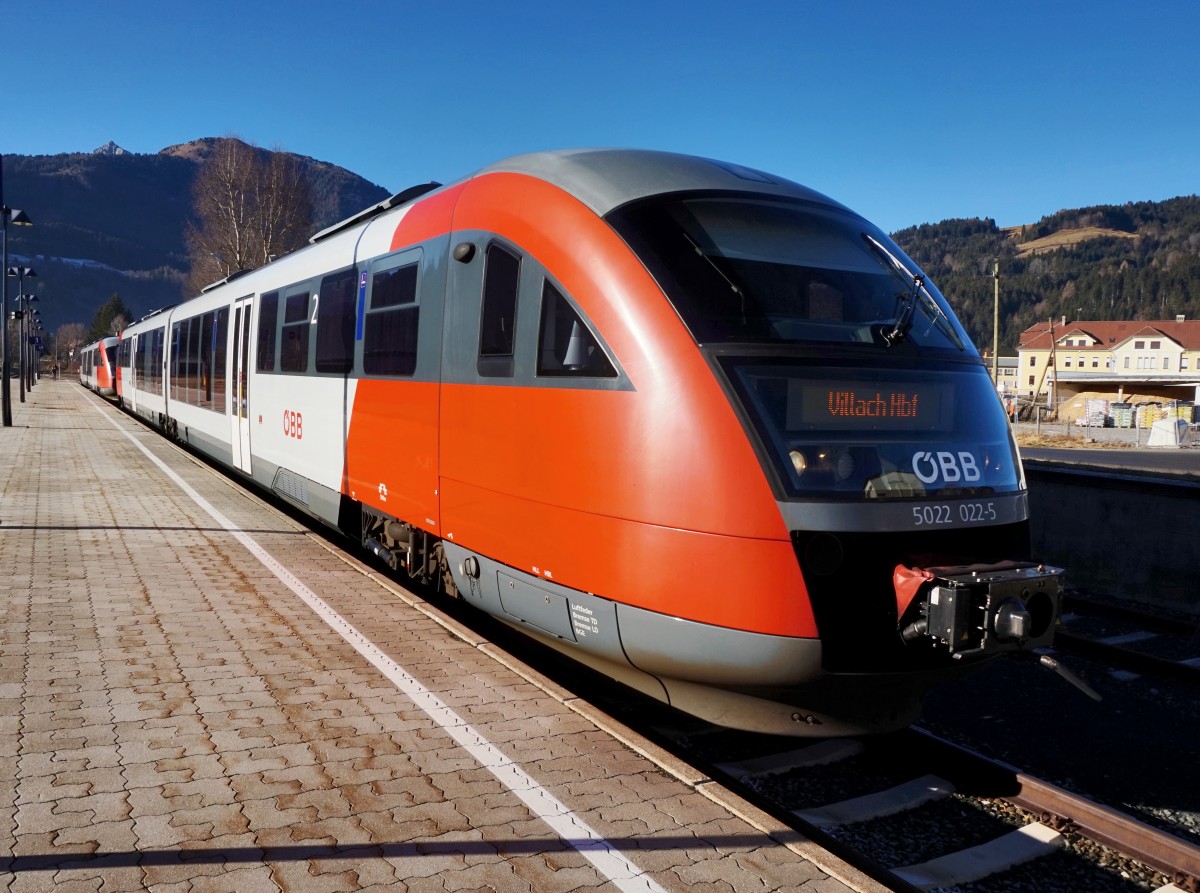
[682,231,749,324]
[863,234,964,350]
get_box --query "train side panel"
[434,172,813,637]
[343,189,462,536]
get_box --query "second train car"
[79,336,119,396]
[114,149,1062,735]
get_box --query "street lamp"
[8,266,37,402]
[27,304,43,391]
[2,152,35,426]
[991,258,1000,388]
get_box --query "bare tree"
[56,322,87,368]
[256,151,313,265]
[185,138,313,296]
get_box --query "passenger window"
[536,281,616,377]
[280,291,310,373]
[315,269,357,373]
[478,244,520,377]
[364,262,419,376]
[257,291,279,372]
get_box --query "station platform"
[0,380,877,893]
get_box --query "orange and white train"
[79,336,119,396]
[108,149,1061,735]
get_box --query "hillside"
[894,197,1200,354]
[2,141,390,333]
[4,142,1199,353]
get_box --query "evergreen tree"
[87,293,134,341]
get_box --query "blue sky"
[9,0,1199,233]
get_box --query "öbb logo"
[912,451,980,484]
[283,410,303,440]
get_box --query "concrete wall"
[1025,465,1199,617]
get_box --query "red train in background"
[78,336,119,396]
[100,149,1061,735]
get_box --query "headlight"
[789,450,807,475]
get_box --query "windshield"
[723,358,1022,500]
[608,194,974,353]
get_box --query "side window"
[152,328,165,395]
[198,312,213,408]
[536,281,617,378]
[212,307,229,413]
[316,268,357,373]
[257,291,279,372]
[170,322,183,401]
[365,262,419,376]
[478,243,520,377]
[280,290,311,373]
[135,335,147,387]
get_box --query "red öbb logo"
[283,409,303,440]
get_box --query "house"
[1016,317,1200,420]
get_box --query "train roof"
[310,149,856,249]
[474,148,853,218]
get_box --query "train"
[91,149,1063,736]
[78,336,119,396]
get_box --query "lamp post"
[991,258,1000,388]
[28,306,43,391]
[8,267,37,402]
[2,154,35,426]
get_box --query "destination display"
[787,380,952,430]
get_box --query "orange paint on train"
[347,171,815,637]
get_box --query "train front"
[608,190,1062,731]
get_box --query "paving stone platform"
[0,380,879,893]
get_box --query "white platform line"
[794,774,955,828]
[892,821,1063,890]
[96,406,668,893]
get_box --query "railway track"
[644,717,1200,892]
[1054,593,1200,686]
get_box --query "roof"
[1018,319,1200,351]
[475,148,852,218]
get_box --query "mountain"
[4,141,1198,355]
[1,139,390,334]
[893,198,1200,354]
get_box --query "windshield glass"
[608,195,973,352]
[723,359,1022,500]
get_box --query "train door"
[230,296,254,473]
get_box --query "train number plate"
[912,501,997,527]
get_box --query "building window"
[1150,340,1161,349]
[1064,358,1071,368]
[1028,375,1035,385]
[1134,340,1145,349]
[1092,356,1099,368]
[1164,357,1171,370]
[1124,357,1130,369]
[1183,358,1191,370]
[1029,356,1036,366]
